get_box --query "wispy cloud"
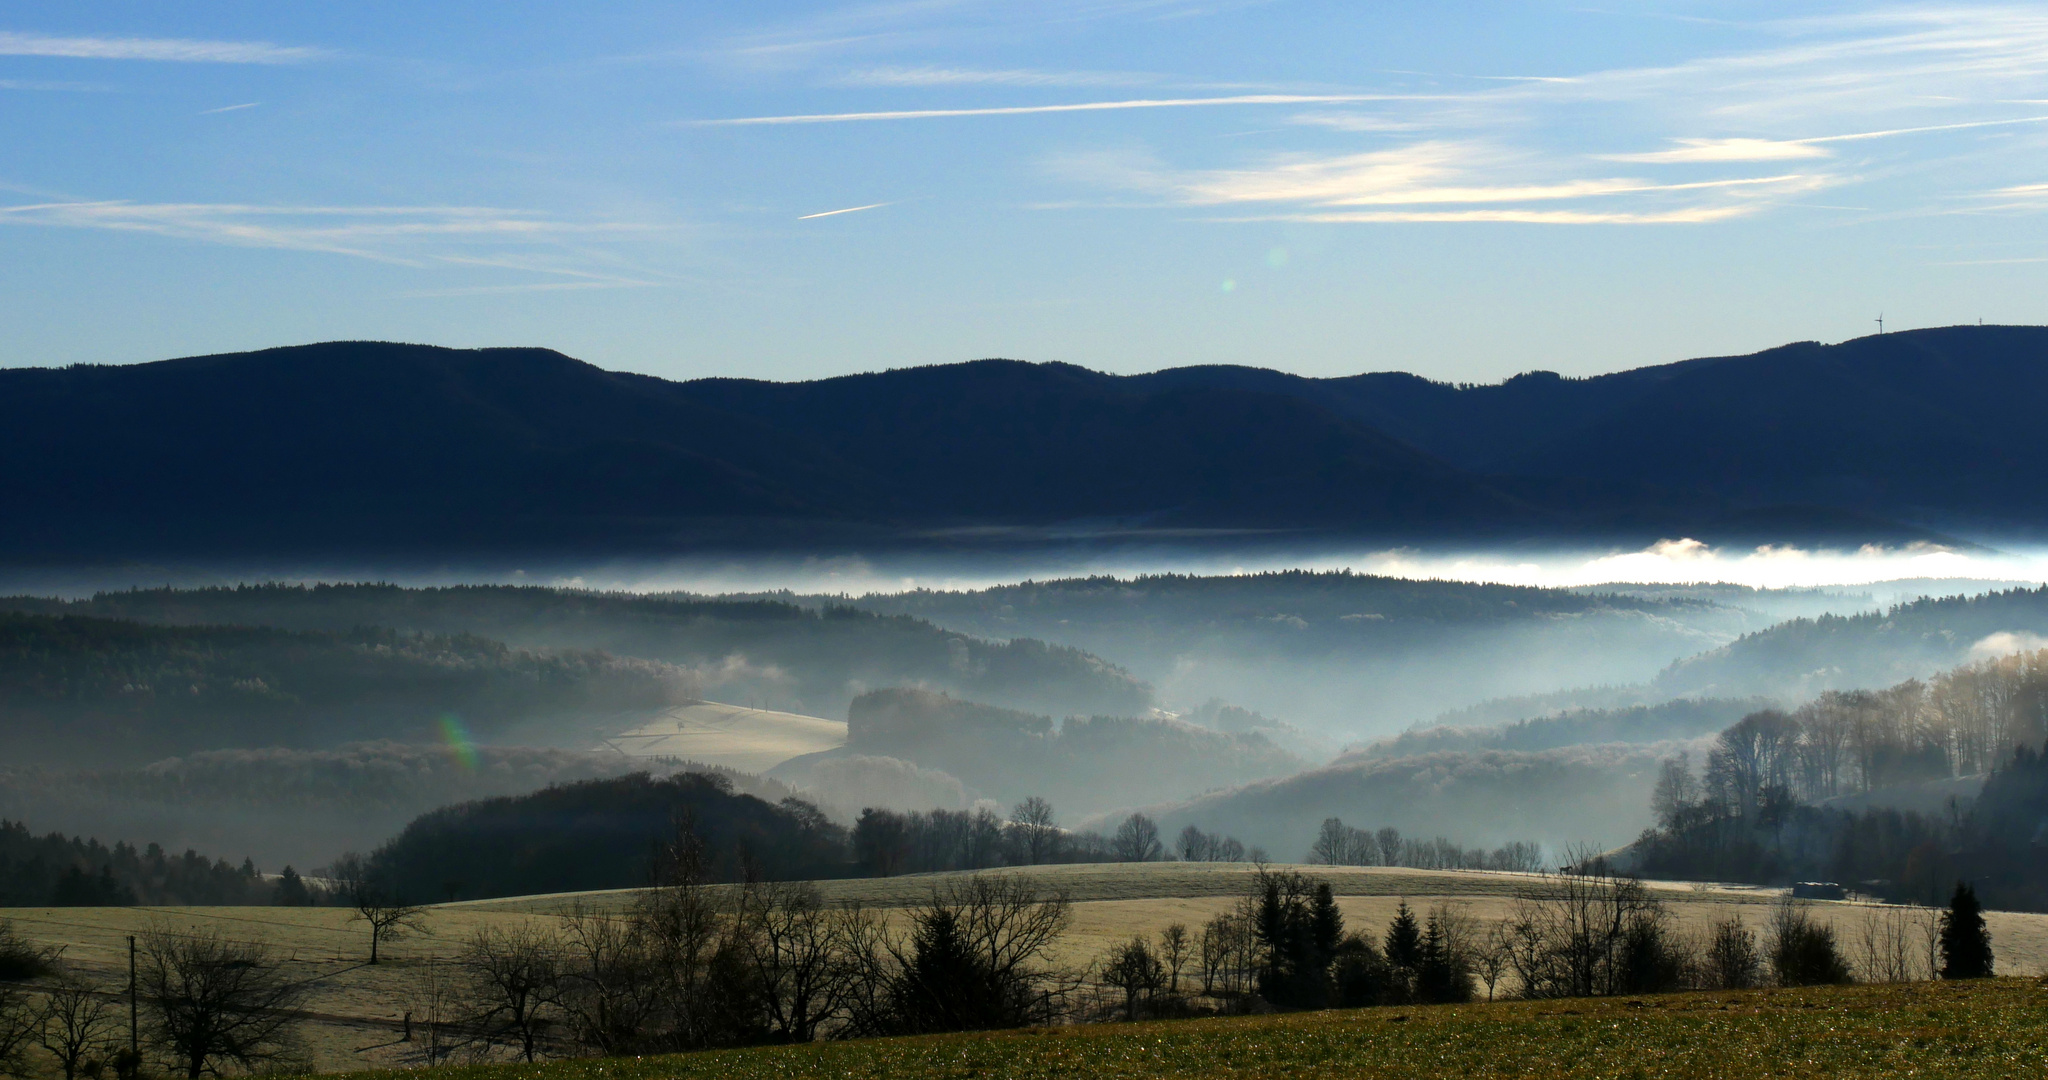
[0,76,115,91]
[0,201,663,288]
[840,65,1153,87]
[1028,7,2048,226]
[1230,206,1761,225]
[721,0,1267,65]
[1603,138,1835,164]
[0,30,325,64]
[1052,140,1827,225]
[199,102,261,115]
[692,94,1394,125]
[394,280,659,298]
[1607,115,2048,163]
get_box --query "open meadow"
[319,977,2048,1080]
[7,864,2048,1074]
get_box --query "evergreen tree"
[1383,902,1422,972]
[1939,881,1994,979]
[272,867,311,907]
[1414,909,1474,1004]
[1310,884,1343,965]
[895,908,1002,1031]
[1383,901,1422,1003]
[1252,872,1338,1009]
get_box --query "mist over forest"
[3,566,2046,876]
[4,329,2048,924]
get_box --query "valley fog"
[5,536,2046,872]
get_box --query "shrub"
[1767,902,1852,987]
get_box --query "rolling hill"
[0,609,683,764]
[4,326,2041,562]
[0,583,1152,721]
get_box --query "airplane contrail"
[695,94,1396,126]
[798,202,894,220]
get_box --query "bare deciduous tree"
[1474,923,1513,1001]
[1009,798,1058,865]
[332,852,430,964]
[1853,905,1926,983]
[1156,923,1191,994]
[1503,857,1664,999]
[554,907,658,1057]
[400,959,468,1068]
[461,925,565,1063]
[1197,900,1260,996]
[1111,814,1162,863]
[1099,938,1163,1021]
[1375,827,1402,868]
[37,974,121,1080]
[734,881,849,1044]
[138,927,308,1080]
[0,980,38,1080]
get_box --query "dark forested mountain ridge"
[3,326,2040,559]
[0,342,883,557]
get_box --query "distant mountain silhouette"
[1,326,2037,561]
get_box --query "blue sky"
[5,1,2048,383]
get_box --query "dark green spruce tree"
[1939,882,1994,979]
[1383,901,1422,1003]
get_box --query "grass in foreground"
[330,978,2048,1080]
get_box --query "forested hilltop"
[840,570,1716,638]
[0,745,733,869]
[1657,586,2048,700]
[0,584,1149,721]
[0,610,680,764]
[4,327,2045,563]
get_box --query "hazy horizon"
[5,535,2038,600]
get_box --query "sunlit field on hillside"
[10,864,2048,1074]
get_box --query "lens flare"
[438,714,479,771]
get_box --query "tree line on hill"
[0,820,312,907]
[846,570,1711,649]
[3,584,1153,721]
[1655,586,2048,701]
[1305,818,1544,872]
[1632,648,2048,909]
[362,773,1262,898]
[0,609,683,764]
[1360,697,1768,759]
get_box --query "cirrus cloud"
[0,30,326,64]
